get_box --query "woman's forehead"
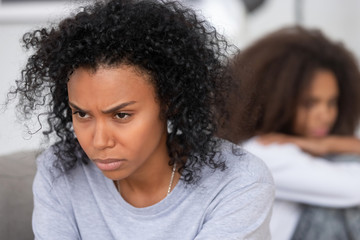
[67,65,156,102]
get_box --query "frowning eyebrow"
[101,101,137,114]
[68,101,137,114]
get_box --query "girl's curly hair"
[224,26,360,143]
[9,0,231,183]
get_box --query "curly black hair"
[9,0,232,183]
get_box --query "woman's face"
[293,69,339,138]
[67,65,168,180]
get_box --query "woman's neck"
[116,162,180,208]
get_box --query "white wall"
[1,0,360,155]
[241,0,360,60]
[303,0,360,60]
[0,23,41,155]
[0,2,78,155]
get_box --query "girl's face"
[67,65,168,181]
[293,69,339,138]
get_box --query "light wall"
[0,2,76,155]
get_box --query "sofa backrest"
[0,150,39,240]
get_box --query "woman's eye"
[73,111,89,119]
[115,112,131,120]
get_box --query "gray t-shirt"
[32,140,274,240]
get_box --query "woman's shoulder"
[36,147,59,174]
[214,139,274,186]
[35,145,85,181]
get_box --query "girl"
[226,26,360,240]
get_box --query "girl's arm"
[243,138,360,207]
[258,134,360,156]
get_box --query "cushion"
[0,150,39,240]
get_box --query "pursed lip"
[93,158,125,163]
[92,158,126,171]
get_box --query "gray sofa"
[0,150,38,239]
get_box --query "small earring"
[167,120,173,133]
[167,120,182,135]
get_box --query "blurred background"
[1,0,360,155]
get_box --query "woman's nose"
[93,121,115,150]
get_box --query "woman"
[226,26,360,240]
[9,0,274,239]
